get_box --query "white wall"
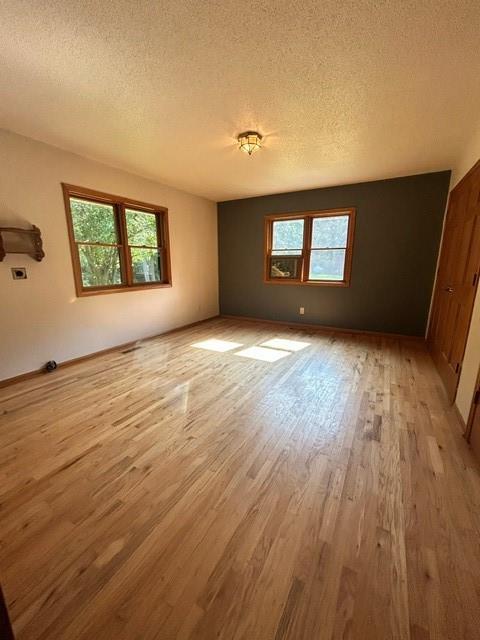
[453,124,480,422]
[0,129,218,381]
[451,125,480,188]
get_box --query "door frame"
[465,365,480,441]
[426,158,480,403]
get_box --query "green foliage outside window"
[70,198,162,287]
[272,219,304,255]
[268,212,352,282]
[126,209,161,283]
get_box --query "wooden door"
[428,160,480,401]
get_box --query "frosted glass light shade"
[238,131,262,155]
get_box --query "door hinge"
[455,362,462,374]
[473,272,478,287]
[474,388,480,405]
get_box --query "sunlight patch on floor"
[261,338,311,352]
[235,346,291,362]
[191,338,243,352]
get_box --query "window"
[63,184,171,296]
[264,208,355,286]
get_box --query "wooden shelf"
[0,225,45,262]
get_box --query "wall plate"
[11,267,27,280]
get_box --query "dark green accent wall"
[217,171,451,336]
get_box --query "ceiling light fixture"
[238,131,262,155]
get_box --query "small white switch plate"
[299,306,305,315]
[11,267,27,280]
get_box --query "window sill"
[76,282,172,297]
[264,278,350,287]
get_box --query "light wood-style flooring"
[1,318,480,639]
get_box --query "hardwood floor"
[1,318,479,639]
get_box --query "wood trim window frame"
[264,208,356,287]
[62,184,172,297]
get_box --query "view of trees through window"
[309,215,348,280]
[70,197,162,288]
[71,198,122,287]
[125,209,162,284]
[309,249,345,280]
[272,219,304,255]
[267,211,353,283]
[271,219,304,277]
[311,215,348,248]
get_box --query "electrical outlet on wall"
[299,306,305,315]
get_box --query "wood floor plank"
[1,318,479,639]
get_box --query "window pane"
[311,215,349,248]
[131,247,162,283]
[70,198,117,244]
[270,256,302,279]
[78,245,122,287]
[272,219,304,253]
[308,249,346,280]
[126,209,158,247]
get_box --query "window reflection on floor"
[260,338,310,352]
[235,346,291,362]
[191,339,243,352]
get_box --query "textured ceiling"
[1,0,479,201]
